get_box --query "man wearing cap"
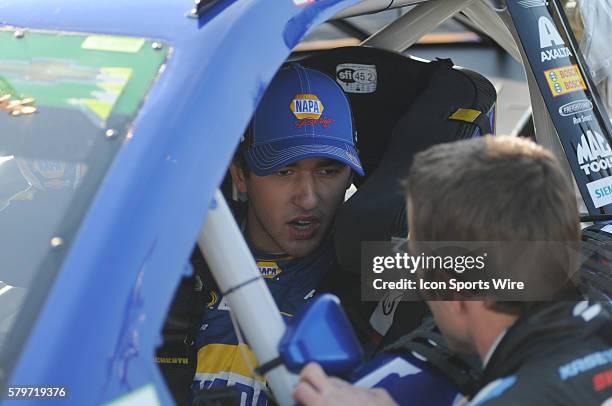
[191,64,363,405]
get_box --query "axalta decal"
[544,65,586,97]
[558,348,612,380]
[538,16,573,63]
[576,130,612,176]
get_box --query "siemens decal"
[576,130,612,175]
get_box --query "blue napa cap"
[243,64,364,176]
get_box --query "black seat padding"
[301,46,496,275]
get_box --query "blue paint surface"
[2,0,360,404]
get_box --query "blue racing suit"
[192,238,335,405]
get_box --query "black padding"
[300,47,442,180]
[301,47,496,274]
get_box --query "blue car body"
[2,1,611,405]
[0,0,362,403]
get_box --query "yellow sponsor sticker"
[544,64,586,97]
[82,35,145,53]
[449,108,482,123]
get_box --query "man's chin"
[283,238,322,258]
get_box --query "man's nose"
[293,174,319,210]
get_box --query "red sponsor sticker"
[593,369,612,392]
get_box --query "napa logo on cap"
[290,93,324,120]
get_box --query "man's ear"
[345,171,354,190]
[229,162,248,194]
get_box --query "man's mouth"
[287,216,321,239]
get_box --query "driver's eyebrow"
[316,159,345,168]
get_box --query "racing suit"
[468,301,612,405]
[191,238,335,406]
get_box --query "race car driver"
[191,63,364,405]
[293,136,612,406]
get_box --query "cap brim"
[244,141,364,177]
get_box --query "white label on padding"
[336,63,377,94]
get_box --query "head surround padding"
[300,46,497,274]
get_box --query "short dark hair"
[233,138,251,176]
[406,136,580,314]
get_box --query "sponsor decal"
[449,108,482,124]
[538,16,573,63]
[257,261,283,279]
[544,65,586,97]
[155,356,189,365]
[559,99,593,116]
[518,0,548,7]
[291,93,324,119]
[291,93,335,128]
[541,47,572,62]
[558,348,612,380]
[593,369,612,392]
[586,176,612,208]
[576,129,612,175]
[336,63,377,94]
[571,113,593,125]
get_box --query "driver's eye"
[275,169,293,176]
[318,167,340,176]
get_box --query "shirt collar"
[482,330,507,368]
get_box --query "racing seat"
[299,46,497,346]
